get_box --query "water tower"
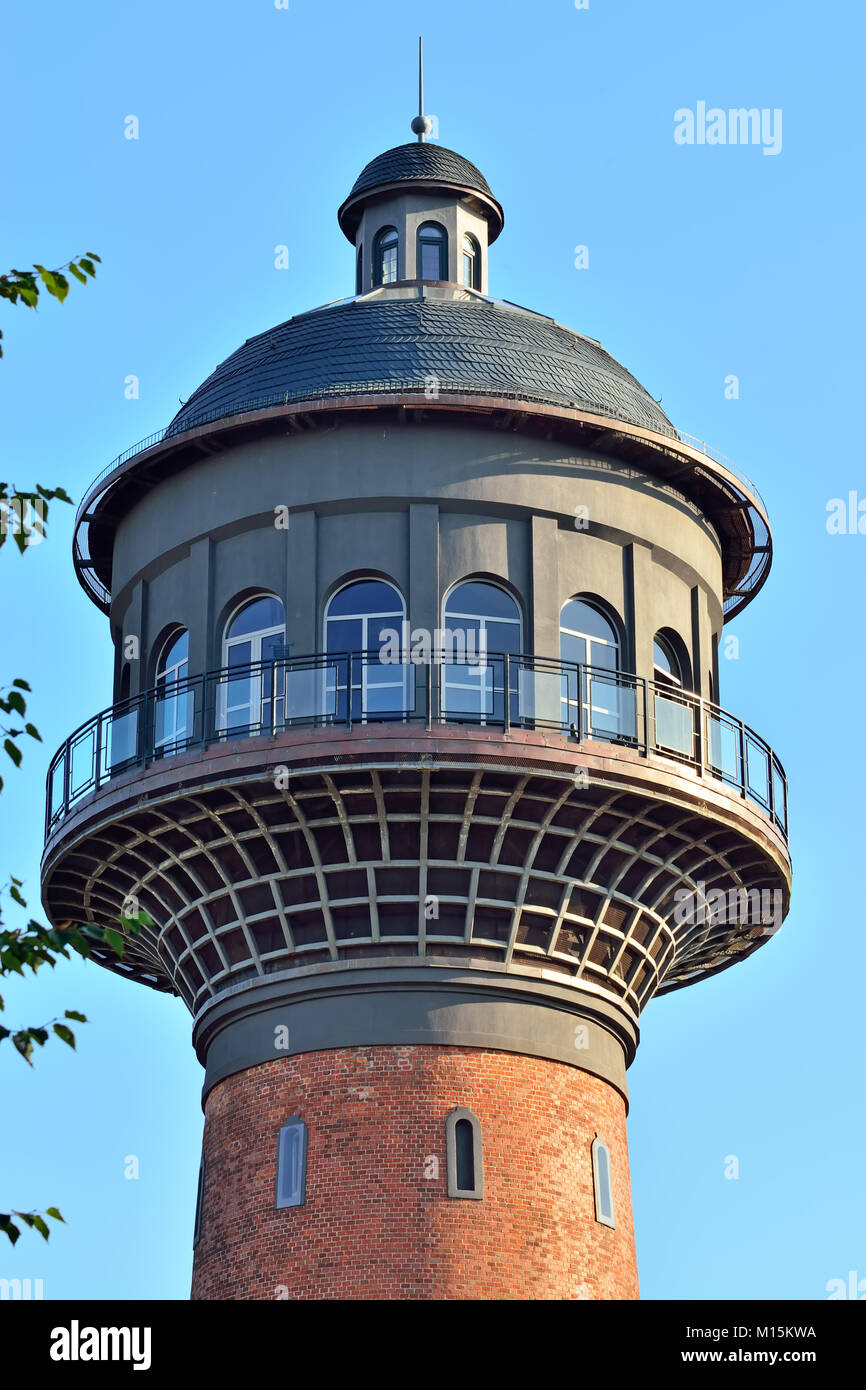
[41,70,790,1299]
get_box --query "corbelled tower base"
[191,1046,638,1301]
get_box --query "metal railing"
[44,651,788,842]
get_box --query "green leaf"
[79,259,96,278]
[12,679,31,691]
[68,262,87,284]
[0,1216,21,1246]
[28,1027,49,1046]
[64,1009,87,1022]
[31,1214,50,1240]
[12,1031,34,1063]
[4,739,22,767]
[52,1022,75,1049]
[0,1025,10,1041]
[103,928,125,956]
[7,691,26,715]
[85,252,102,262]
[9,884,26,907]
[45,1207,64,1223]
[25,723,41,741]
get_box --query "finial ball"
[411,115,433,137]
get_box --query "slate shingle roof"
[348,142,494,200]
[167,297,674,438]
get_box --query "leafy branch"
[0,253,101,357]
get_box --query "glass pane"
[518,668,561,724]
[485,619,521,655]
[587,672,621,738]
[746,737,770,805]
[560,630,587,668]
[108,708,139,770]
[327,580,403,619]
[161,629,188,671]
[772,764,787,830]
[420,242,441,279]
[455,1119,475,1191]
[227,640,252,669]
[69,729,96,796]
[277,1124,305,1207]
[654,693,694,756]
[443,664,491,717]
[595,1144,613,1220]
[326,617,363,654]
[561,599,617,644]
[445,582,518,622]
[706,712,740,781]
[228,596,284,638]
[50,757,66,818]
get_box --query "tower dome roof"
[167,295,674,438]
[338,142,504,242]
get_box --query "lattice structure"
[42,731,790,1023]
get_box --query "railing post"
[345,652,353,729]
[504,654,511,734]
[695,694,704,777]
[94,710,103,792]
[426,654,433,730]
[738,720,747,799]
[641,678,649,756]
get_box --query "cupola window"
[373,227,398,286]
[461,234,480,289]
[417,221,448,281]
[155,628,192,754]
[446,1107,483,1199]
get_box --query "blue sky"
[1,0,863,1300]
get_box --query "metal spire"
[410,36,433,142]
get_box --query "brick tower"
[41,80,791,1300]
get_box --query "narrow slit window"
[193,1157,205,1246]
[276,1118,308,1209]
[446,1107,483,1199]
[591,1136,615,1227]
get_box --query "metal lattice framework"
[41,731,790,1024]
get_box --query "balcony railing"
[44,651,788,841]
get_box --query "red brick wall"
[191,1046,639,1300]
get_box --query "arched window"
[221,595,286,736]
[372,226,398,286]
[653,629,690,690]
[324,578,407,722]
[446,1107,483,1199]
[652,629,695,757]
[417,221,448,281]
[275,1117,308,1209]
[591,1136,615,1227]
[155,628,192,753]
[355,243,363,295]
[442,580,521,725]
[560,597,624,738]
[461,233,480,289]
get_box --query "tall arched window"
[560,597,624,738]
[155,627,192,753]
[461,233,480,289]
[417,221,448,281]
[652,629,694,757]
[355,243,363,295]
[591,1136,615,1228]
[221,595,286,736]
[372,227,398,286]
[442,580,522,724]
[324,578,407,722]
[446,1107,483,1199]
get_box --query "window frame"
[372,226,399,287]
[154,626,191,753]
[417,221,449,282]
[441,578,523,725]
[461,232,481,289]
[220,593,287,735]
[275,1116,308,1210]
[324,577,408,722]
[591,1135,615,1228]
[445,1106,484,1199]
